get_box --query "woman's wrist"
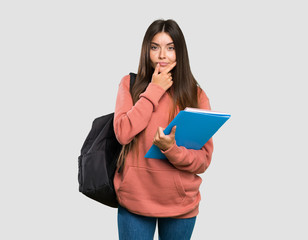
[160,140,176,152]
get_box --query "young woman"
[113,19,213,240]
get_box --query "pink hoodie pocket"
[118,166,187,206]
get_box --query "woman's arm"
[161,89,214,174]
[114,75,166,145]
[162,138,213,174]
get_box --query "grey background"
[1,0,307,239]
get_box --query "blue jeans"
[117,205,196,240]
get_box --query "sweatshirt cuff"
[139,83,166,111]
[160,141,182,163]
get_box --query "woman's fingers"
[151,62,175,91]
[154,63,160,75]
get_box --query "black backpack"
[78,73,136,207]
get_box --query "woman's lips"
[158,62,168,67]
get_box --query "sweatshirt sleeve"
[114,75,166,145]
[161,89,214,174]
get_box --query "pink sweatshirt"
[113,74,214,218]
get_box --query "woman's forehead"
[151,32,174,45]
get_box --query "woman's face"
[150,32,176,72]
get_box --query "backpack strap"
[129,72,137,92]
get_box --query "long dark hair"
[117,19,201,169]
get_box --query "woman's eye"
[168,46,175,50]
[151,46,158,50]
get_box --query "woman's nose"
[159,49,166,59]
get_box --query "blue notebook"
[144,107,231,159]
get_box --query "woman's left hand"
[153,126,177,151]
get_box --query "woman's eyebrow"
[150,42,174,46]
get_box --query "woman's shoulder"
[197,86,211,110]
[197,86,209,101]
[118,74,131,90]
[119,74,131,85]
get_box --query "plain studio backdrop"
[0,0,307,239]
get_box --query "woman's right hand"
[151,62,177,91]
